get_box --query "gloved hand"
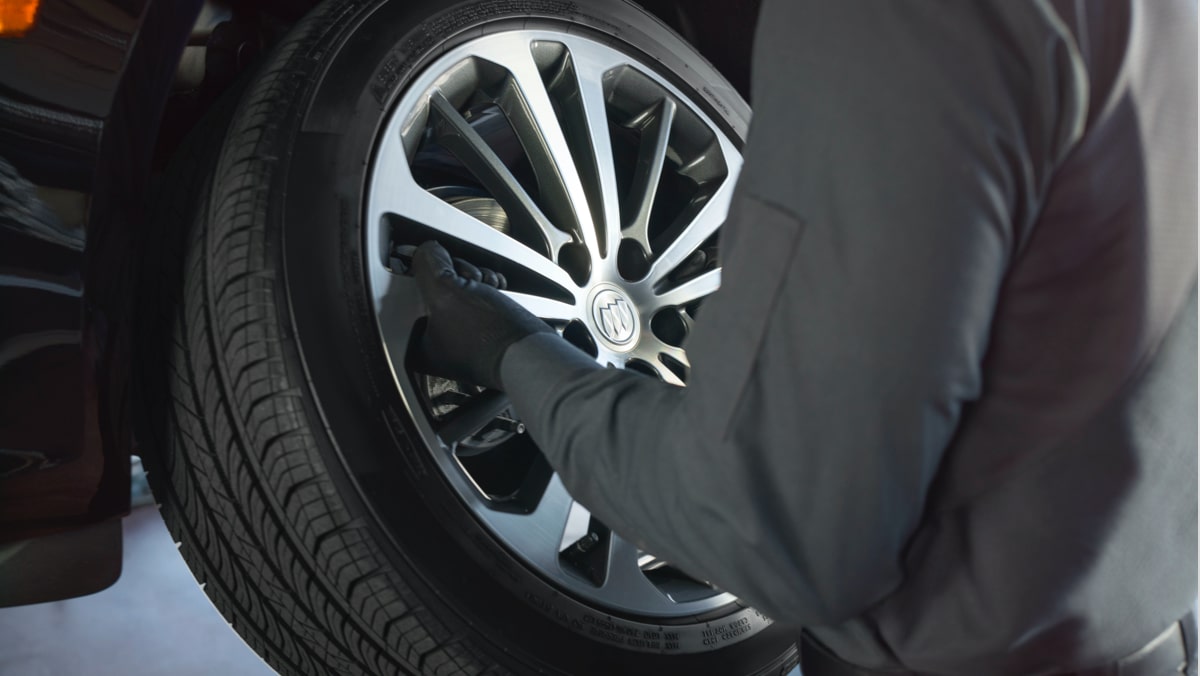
[412,240,553,390]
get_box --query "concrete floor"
[0,506,275,676]
[0,506,802,675]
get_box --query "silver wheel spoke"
[559,500,594,552]
[528,473,575,524]
[625,337,687,386]
[651,268,721,312]
[428,91,574,260]
[372,272,422,366]
[602,534,675,608]
[472,40,604,266]
[486,473,575,564]
[678,308,695,334]
[371,133,579,295]
[655,341,691,370]
[656,339,691,386]
[571,49,624,261]
[503,291,579,323]
[625,98,677,254]
[647,173,738,285]
[652,359,687,387]
[662,351,690,372]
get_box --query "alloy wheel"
[366,29,744,624]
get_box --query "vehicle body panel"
[0,0,202,559]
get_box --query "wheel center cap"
[588,284,640,350]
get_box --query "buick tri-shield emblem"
[592,289,637,345]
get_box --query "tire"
[139,1,799,674]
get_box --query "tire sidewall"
[271,1,793,673]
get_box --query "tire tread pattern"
[138,2,501,674]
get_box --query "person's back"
[776,1,1197,672]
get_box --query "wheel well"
[150,0,758,170]
[150,1,294,170]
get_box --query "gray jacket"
[501,1,1198,672]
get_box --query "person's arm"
[498,0,1086,626]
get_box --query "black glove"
[412,241,552,390]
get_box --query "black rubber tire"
[138,1,799,674]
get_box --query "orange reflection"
[0,0,38,38]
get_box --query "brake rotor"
[447,195,510,235]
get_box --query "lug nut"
[493,417,526,434]
[572,532,601,554]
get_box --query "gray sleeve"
[501,0,1085,627]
